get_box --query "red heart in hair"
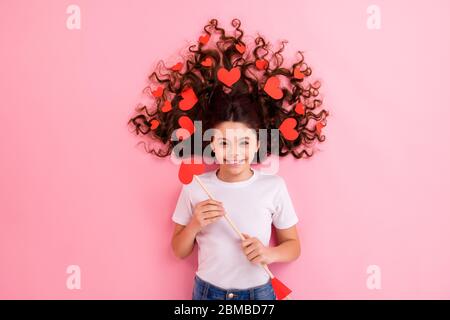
[217,67,241,87]
[199,34,210,45]
[178,158,206,184]
[264,76,283,100]
[279,118,299,141]
[179,87,198,111]
[151,86,164,98]
[294,102,304,115]
[201,57,213,67]
[294,66,304,79]
[170,62,183,72]
[255,59,268,70]
[150,119,159,130]
[161,100,172,112]
[316,121,325,135]
[176,116,195,140]
[235,43,246,54]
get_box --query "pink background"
[1,0,449,299]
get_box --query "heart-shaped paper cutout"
[161,100,172,112]
[255,59,268,70]
[176,116,195,140]
[179,87,198,111]
[294,66,304,80]
[170,62,183,72]
[150,119,160,130]
[235,43,246,54]
[294,102,304,115]
[151,86,164,98]
[199,34,210,45]
[316,121,325,135]
[264,76,283,100]
[178,158,206,184]
[201,57,213,67]
[217,67,241,87]
[279,118,298,141]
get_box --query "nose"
[227,142,239,160]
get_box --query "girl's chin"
[223,162,248,170]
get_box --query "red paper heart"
[150,119,159,130]
[199,34,210,45]
[151,86,164,98]
[235,43,246,54]
[170,62,183,72]
[217,67,241,87]
[178,159,206,184]
[201,57,213,67]
[294,102,304,115]
[255,59,268,70]
[179,87,198,111]
[279,118,298,141]
[316,121,325,135]
[294,66,304,80]
[161,100,172,112]
[264,76,283,100]
[176,116,195,140]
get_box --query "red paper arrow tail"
[271,277,292,300]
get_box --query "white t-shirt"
[171,167,299,289]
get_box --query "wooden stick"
[193,174,291,300]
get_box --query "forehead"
[213,121,257,140]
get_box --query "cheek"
[214,147,226,160]
[245,142,258,156]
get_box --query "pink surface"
[1,0,450,299]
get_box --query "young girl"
[171,90,301,300]
[127,18,328,300]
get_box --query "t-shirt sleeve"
[171,184,193,226]
[272,177,299,229]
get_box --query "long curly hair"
[127,18,329,162]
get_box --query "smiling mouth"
[224,159,245,164]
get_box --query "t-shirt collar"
[212,167,258,188]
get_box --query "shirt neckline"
[211,167,259,188]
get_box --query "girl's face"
[211,121,260,174]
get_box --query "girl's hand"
[241,233,274,265]
[188,199,225,234]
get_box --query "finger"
[250,255,263,264]
[203,210,225,219]
[202,204,224,213]
[201,199,223,207]
[202,207,224,217]
[205,216,221,225]
[242,234,254,243]
[197,199,220,209]
[247,250,260,261]
[207,199,223,205]
[242,237,256,248]
[242,239,253,248]
[244,243,259,256]
[197,199,213,206]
